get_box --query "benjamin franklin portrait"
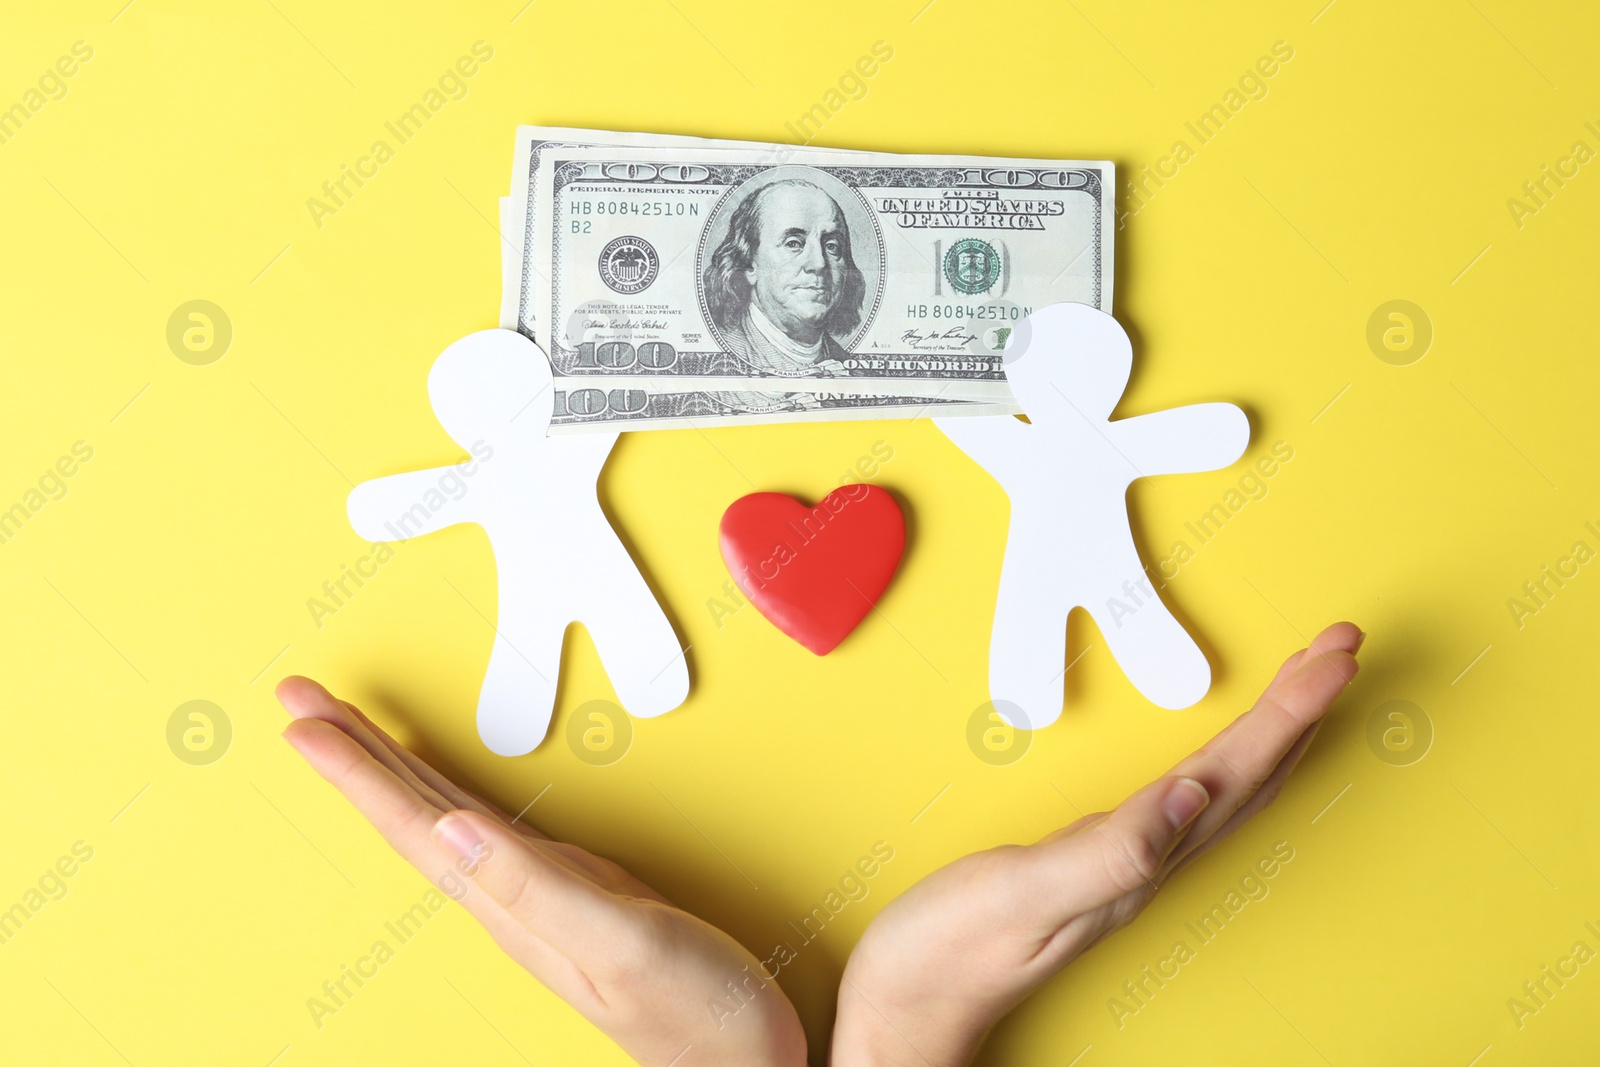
[701,178,867,376]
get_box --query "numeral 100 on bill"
[555,387,649,418]
[569,340,678,369]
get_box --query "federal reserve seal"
[598,236,659,294]
[943,237,1002,296]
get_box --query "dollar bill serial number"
[569,199,702,218]
[908,304,1032,319]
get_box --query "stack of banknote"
[495,127,1114,433]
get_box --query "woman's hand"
[276,678,806,1067]
[829,622,1363,1067]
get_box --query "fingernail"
[1163,777,1209,829]
[432,813,484,861]
[1354,630,1367,652]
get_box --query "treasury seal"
[598,236,659,294]
[943,237,1002,296]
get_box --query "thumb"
[1044,775,1210,913]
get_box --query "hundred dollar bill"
[509,126,896,347]
[504,197,1017,432]
[499,195,518,329]
[505,193,1016,432]
[531,143,1112,398]
[547,383,1016,435]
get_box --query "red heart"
[719,486,906,655]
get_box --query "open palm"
[830,622,1363,1067]
[277,678,807,1067]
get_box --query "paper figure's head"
[428,329,553,448]
[704,179,866,350]
[1003,302,1132,423]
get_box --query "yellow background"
[3,1,1597,1063]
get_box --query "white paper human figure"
[346,329,689,755]
[936,303,1249,726]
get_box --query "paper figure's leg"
[1083,534,1211,710]
[580,536,689,718]
[987,521,1075,730]
[1107,403,1249,476]
[348,468,479,542]
[475,613,566,756]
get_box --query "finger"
[282,686,633,897]
[335,696,548,840]
[281,719,595,1003]
[1197,623,1360,760]
[278,677,456,813]
[1164,623,1361,871]
[1171,720,1322,877]
[276,677,548,840]
[529,840,676,905]
[1267,648,1307,687]
[1284,621,1362,678]
[1038,811,1109,844]
[1032,774,1210,918]
[1261,621,1361,691]
[432,811,638,966]
[1189,622,1358,782]
[283,716,448,854]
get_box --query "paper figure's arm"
[347,468,483,543]
[933,413,1033,473]
[1106,403,1249,478]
